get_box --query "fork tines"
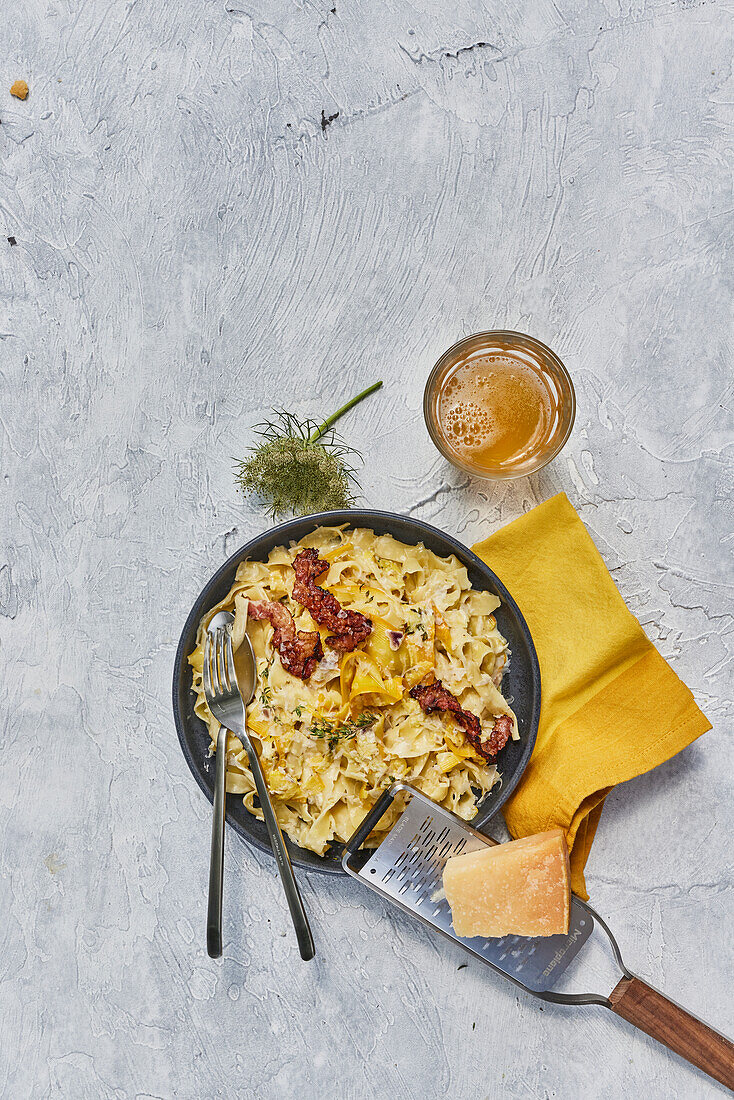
[204,623,237,703]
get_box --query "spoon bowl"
[233,631,257,706]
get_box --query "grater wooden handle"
[609,975,734,1090]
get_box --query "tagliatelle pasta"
[189,526,519,855]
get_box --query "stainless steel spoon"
[203,611,315,961]
[204,610,235,958]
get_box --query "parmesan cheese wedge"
[443,828,570,938]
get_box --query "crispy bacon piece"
[483,713,513,757]
[409,678,512,761]
[291,548,372,652]
[248,599,323,680]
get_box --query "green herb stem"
[309,711,377,747]
[309,381,383,443]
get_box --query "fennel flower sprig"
[234,381,382,518]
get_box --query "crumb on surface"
[7,236,17,246]
[320,108,339,132]
[11,80,29,100]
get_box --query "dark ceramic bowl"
[172,510,540,874]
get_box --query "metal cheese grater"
[342,784,734,1089]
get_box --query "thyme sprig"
[309,712,377,751]
[403,608,429,641]
[234,381,383,518]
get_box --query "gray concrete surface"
[1,0,732,1096]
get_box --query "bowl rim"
[172,507,541,874]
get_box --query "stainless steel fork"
[203,615,315,961]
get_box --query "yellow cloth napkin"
[472,492,711,900]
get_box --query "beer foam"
[437,353,554,465]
